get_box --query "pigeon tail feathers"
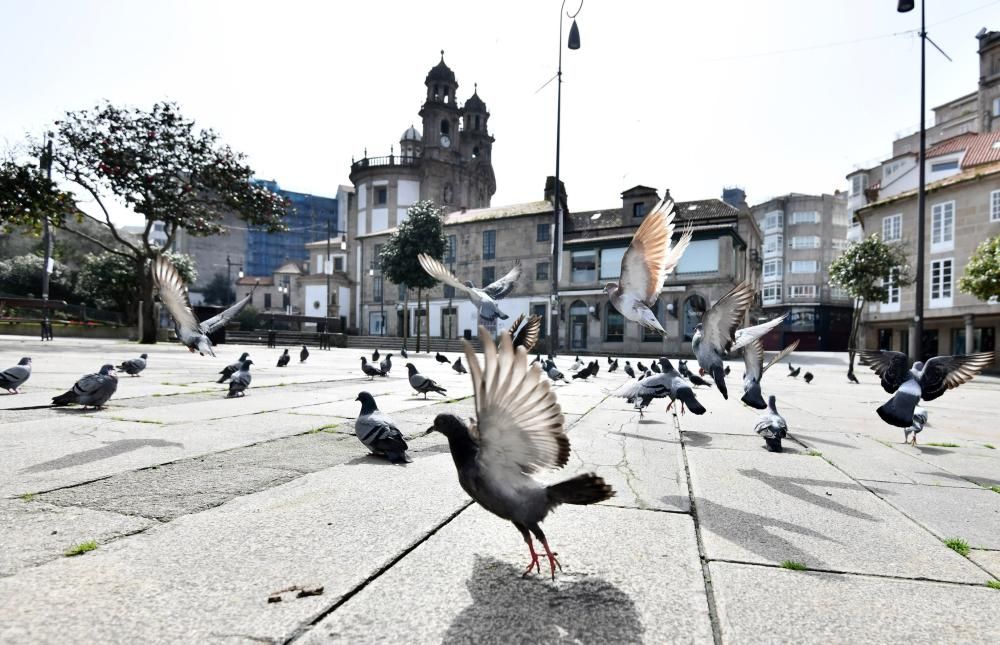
[710,364,728,399]
[876,391,920,428]
[740,381,767,410]
[676,386,706,415]
[546,473,614,507]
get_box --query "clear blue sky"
[1,0,996,225]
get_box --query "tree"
[202,272,235,306]
[380,201,447,352]
[0,101,287,342]
[959,234,1000,302]
[76,250,197,319]
[0,254,74,301]
[829,233,912,374]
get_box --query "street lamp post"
[550,0,582,357]
[39,133,54,337]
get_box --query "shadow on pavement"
[21,439,184,473]
[608,431,677,445]
[738,469,877,522]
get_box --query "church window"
[440,119,450,136]
[472,146,479,159]
[433,84,439,101]
[633,202,647,217]
[375,187,387,205]
[474,115,480,130]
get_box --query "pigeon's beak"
[422,425,436,437]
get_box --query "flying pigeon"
[360,357,385,380]
[226,359,253,398]
[602,197,692,335]
[608,359,619,373]
[406,362,447,398]
[904,406,928,445]
[0,357,32,393]
[372,348,380,362]
[380,353,393,375]
[429,327,614,579]
[543,359,569,384]
[650,360,662,374]
[741,339,799,409]
[277,349,290,367]
[435,352,450,364]
[847,370,860,384]
[52,364,118,409]
[217,352,250,383]
[117,354,148,377]
[858,350,994,428]
[614,358,705,416]
[507,313,541,352]
[788,364,800,378]
[569,356,583,372]
[354,391,411,463]
[754,395,788,453]
[152,254,256,356]
[623,361,636,379]
[452,357,467,374]
[804,371,814,384]
[418,254,522,322]
[300,345,310,363]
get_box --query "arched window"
[474,115,481,131]
[440,119,450,136]
[683,294,707,341]
[472,146,479,159]
[433,85,439,101]
[605,302,624,342]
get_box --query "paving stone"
[891,444,1000,488]
[682,431,808,454]
[969,549,1000,580]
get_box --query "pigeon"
[847,370,860,384]
[804,371,814,384]
[636,361,647,373]
[754,395,788,452]
[904,406,928,445]
[614,358,706,416]
[117,354,148,377]
[152,254,256,356]
[405,362,447,398]
[217,352,250,383]
[693,286,782,399]
[858,350,994,428]
[608,359,619,373]
[531,353,541,366]
[741,339,799,409]
[650,360,662,374]
[603,197,692,336]
[571,363,594,380]
[452,357,468,374]
[788,364,800,378]
[227,359,253,398]
[507,313,541,352]
[0,357,32,393]
[688,373,713,388]
[277,349,290,367]
[380,353,393,375]
[623,361,636,379]
[372,348,380,362]
[724,365,731,376]
[590,360,600,376]
[677,360,692,378]
[400,347,408,359]
[543,359,569,383]
[435,352,450,364]
[52,364,118,409]
[418,254,522,322]
[300,345,310,363]
[429,327,614,579]
[360,357,385,380]
[569,356,583,372]
[354,391,411,463]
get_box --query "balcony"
[351,155,421,172]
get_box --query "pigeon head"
[239,352,249,361]
[463,280,476,289]
[242,360,254,368]
[385,353,393,359]
[18,357,31,366]
[602,283,618,296]
[140,354,148,359]
[405,363,418,375]
[360,356,367,363]
[429,413,470,440]
[658,357,674,371]
[355,391,378,414]
[99,364,116,376]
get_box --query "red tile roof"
[925,133,977,158]
[962,130,1000,168]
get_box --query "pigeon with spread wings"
[418,254,521,323]
[691,281,764,399]
[507,313,541,352]
[603,197,692,335]
[430,327,614,579]
[153,254,257,357]
[741,338,799,409]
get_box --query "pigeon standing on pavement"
[507,313,541,352]
[372,349,380,363]
[613,358,706,416]
[677,360,692,378]
[300,345,310,363]
[650,360,661,374]
[277,349,290,367]
[688,373,713,388]
[636,361,647,373]
[623,361,636,379]
[435,352,450,364]
[354,391,411,464]
[858,350,994,428]
[590,360,600,376]
[418,254,522,323]
[569,356,583,372]
[399,347,408,359]
[905,406,929,445]
[117,354,148,377]
[754,395,788,453]
[741,339,799,410]
[602,197,692,336]
[0,357,32,393]
[543,359,569,384]
[804,371,814,384]
[406,363,447,399]
[52,364,118,409]
[572,363,594,380]
[429,328,614,579]
[724,365,731,376]
[227,360,253,398]
[379,353,393,375]
[360,357,385,380]
[452,357,468,374]
[217,352,250,383]
[608,359,619,373]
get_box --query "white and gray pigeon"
[569,356,583,372]
[429,327,614,579]
[858,350,994,428]
[0,357,32,393]
[741,339,799,409]
[754,395,788,452]
[52,364,118,409]
[905,406,929,445]
[226,359,253,398]
[117,353,148,377]
[602,197,692,336]
[152,254,257,357]
[418,254,522,322]
[623,361,636,379]
[354,391,411,463]
[614,358,706,417]
[360,357,385,380]
[405,362,447,398]
[379,353,393,375]
[217,352,250,383]
[543,359,569,383]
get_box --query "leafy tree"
[235,304,258,331]
[76,250,196,320]
[829,233,912,374]
[379,201,446,351]
[202,272,235,306]
[0,254,74,301]
[959,234,1000,302]
[0,101,287,342]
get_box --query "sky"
[1,0,997,226]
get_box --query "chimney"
[722,187,748,210]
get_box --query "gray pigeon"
[227,359,253,398]
[602,198,692,336]
[0,357,32,393]
[300,345,309,363]
[905,406,929,445]
[380,353,393,375]
[429,328,614,579]
[754,395,788,452]
[152,254,256,357]
[419,254,522,323]
[118,353,148,377]
[623,361,635,379]
[218,352,250,383]
[569,357,583,372]
[741,339,799,409]
[277,349,290,367]
[858,350,994,428]
[803,371,814,384]
[608,359,618,373]
[405,362,446,398]
[543,359,569,383]
[614,358,706,417]
[677,360,692,378]
[52,364,118,409]
[354,391,411,463]
[452,357,467,374]
[360,357,385,380]
[650,360,661,374]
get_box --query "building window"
[882,214,902,242]
[789,285,817,299]
[440,119,450,135]
[762,210,783,231]
[677,239,720,274]
[445,235,457,263]
[570,249,596,283]
[930,160,959,172]
[334,257,344,272]
[762,284,782,305]
[605,303,624,342]
[763,234,784,257]
[850,174,868,196]
[642,301,661,342]
[264,293,272,309]
[683,294,707,341]
[991,190,1000,222]
[830,285,849,299]
[536,262,549,281]
[881,268,901,311]
[790,211,819,224]
[790,260,818,273]
[599,247,627,279]
[633,202,647,217]
[536,223,550,242]
[531,303,548,338]
[373,275,383,303]
[482,266,495,287]
[482,230,496,260]
[993,97,1000,117]
[930,258,953,307]
[790,236,821,249]
[763,259,782,281]
[375,187,388,205]
[399,283,408,300]
[443,284,455,299]
[832,210,851,226]
[931,201,954,252]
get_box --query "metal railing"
[351,155,421,171]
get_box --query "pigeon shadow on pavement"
[441,556,643,645]
[608,431,676,445]
[737,469,878,522]
[20,439,185,473]
[793,434,860,450]
[681,431,713,449]
[342,454,411,467]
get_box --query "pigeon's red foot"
[522,541,541,577]
[540,538,562,580]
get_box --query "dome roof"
[463,87,486,112]
[425,51,456,85]
[400,125,421,141]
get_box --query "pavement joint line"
[883,442,992,489]
[857,477,995,491]
[282,499,475,645]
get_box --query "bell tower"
[419,51,461,162]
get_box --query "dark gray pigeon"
[650,360,661,374]
[354,391,411,463]
[677,360,692,378]
[741,339,799,409]
[227,359,253,398]
[435,352,450,364]
[0,357,32,393]
[430,328,614,579]
[608,359,618,373]
[406,363,446,398]
[754,395,788,452]
[52,364,118,409]
[788,364,800,378]
[688,373,713,388]
[218,352,249,383]
[571,363,594,380]
[380,353,393,375]
[623,361,636,379]
[804,371,814,384]
[361,357,385,380]
[452,357,467,374]
[419,254,522,323]
[300,345,309,363]
[399,347,408,359]
[372,348,380,362]
[277,349,290,367]
[118,354,148,377]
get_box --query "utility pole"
[40,133,54,336]
[326,216,332,325]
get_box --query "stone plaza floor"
[1,335,998,644]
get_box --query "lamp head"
[897,0,914,12]
[568,19,581,50]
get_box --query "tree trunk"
[415,287,422,353]
[139,261,158,344]
[847,297,865,375]
[402,288,409,348]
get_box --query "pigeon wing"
[418,254,475,295]
[733,313,788,351]
[464,326,568,475]
[612,373,670,399]
[700,281,756,353]
[618,199,676,305]
[761,339,800,376]
[857,350,909,394]
[152,254,200,336]
[482,262,522,300]
[0,365,29,386]
[200,285,257,335]
[508,313,541,352]
[918,352,994,402]
[743,338,765,382]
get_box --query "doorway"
[920,329,938,360]
[569,301,588,350]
